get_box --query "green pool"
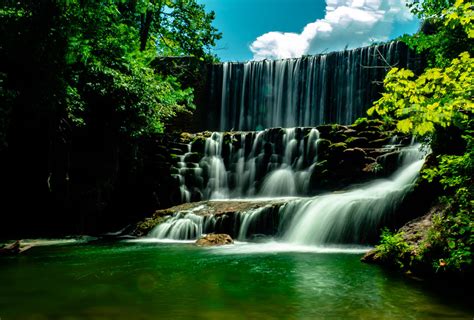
[0,240,471,319]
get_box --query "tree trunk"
[140,0,162,52]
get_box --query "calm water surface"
[0,240,472,319]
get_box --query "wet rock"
[328,142,347,154]
[345,137,369,148]
[195,233,234,246]
[350,118,385,131]
[132,199,290,237]
[184,152,201,163]
[357,130,386,141]
[343,148,367,164]
[343,128,358,136]
[368,137,392,148]
[316,139,331,155]
[316,124,334,137]
[377,151,402,175]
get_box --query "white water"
[209,242,371,255]
[180,128,320,201]
[281,159,424,245]
[149,145,425,244]
[148,205,216,240]
[214,42,419,131]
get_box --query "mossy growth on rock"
[134,216,167,237]
[362,200,473,280]
[328,142,347,153]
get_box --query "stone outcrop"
[169,119,415,199]
[195,234,234,246]
[132,199,290,237]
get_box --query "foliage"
[407,0,456,18]
[420,132,473,274]
[1,0,220,142]
[368,0,474,277]
[118,0,222,61]
[402,0,473,67]
[423,130,474,187]
[445,0,474,39]
[368,52,474,136]
[0,0,221,234]
[423,194,473,273]
[375,229,413,269]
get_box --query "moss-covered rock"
[345,136,369,148]
[328,142,347,153]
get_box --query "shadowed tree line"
[0,0,221,237]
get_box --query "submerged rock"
[195,233,234,246]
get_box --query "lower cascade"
[148,144,426,245]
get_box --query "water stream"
[210,41,420,131]
[152,145,425,244]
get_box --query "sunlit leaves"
[445,0,474,39]
[368,52,474,136]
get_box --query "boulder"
[343,148,367,164]
[184,152,201,163]
[345,136,369,148]
[195,234,234,246]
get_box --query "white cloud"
[250,0,414,60]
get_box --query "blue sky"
[198,0,420,62]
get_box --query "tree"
[369,0,474,135]
[119,0,222,60]
[403,0,474,66]
[368,0,473,275]
[407,0,456,18]
[0,0,221,235]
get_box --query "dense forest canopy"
[0,0,221,147]
[0,0,221,235]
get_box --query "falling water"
[210,41,420,131]
[150,145,425,242]
[183,127,320,200]
[149,42,425,243]
[280,158,425,245]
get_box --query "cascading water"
[281,157,424,245]
[172,144,194,203]
[147,42,426,245]
[183,127,320,200]
[150,145,426,243]
[210,41,421,131]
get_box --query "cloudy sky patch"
[250,0,415,60]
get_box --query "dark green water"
[0,240,472,319]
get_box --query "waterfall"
[147,42,426,244]
[150,145,425,243]
[173,144,193,203]
[148,203,280,241]
[280,158,424,245]
[149,205,217,240]
[182,127,321,200]
[210,41,420,131]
